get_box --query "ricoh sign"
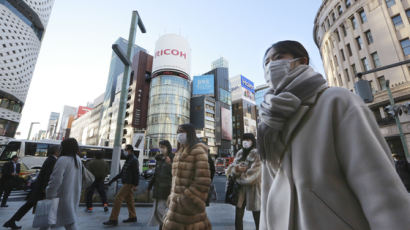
[152,34,191,77]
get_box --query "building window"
[406,9,410,21]
[365,30,374,44]
[345,0,352,8]
[359,9,367,23]
[386,0,395,8]
[340,49,346,61]
[356,36,363,50]
[347,43,353,56]
[392,14,403,27]
[400,38,410,56]
[341,24,347,36]
[351,64,357,75]
[351,16,358,29]
[345,68,351,82]
[378,76,387,90]
[361,57,371,71]
[334,55,339,66]
[335,30,340,41]
[331,11,336,22]
[338,74,343,85]
[371,52,381,68]
[326,18,330,28]
[338,5,343,15]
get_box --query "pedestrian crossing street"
[7,190,29,202]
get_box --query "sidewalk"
[0,202,257,229]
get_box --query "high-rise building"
[0,0,55,143]
[58,106,77,140]
[98,37,146,145]
[314,0,410,156]
[146,34,192,153]
[230,75,257,153]
[46,112,59,139]
[255,84,269,108]
[211,57,229,69]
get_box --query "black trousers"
[235,200,260,230]
[85,179,107,208]
[0,178,14,206]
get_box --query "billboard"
[193,75,214,96]
[241,75,255,93]
[132,133,145,150]
[152,34,191,76]
[77,106,92,118]
[221,107,232,141]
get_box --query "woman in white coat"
[258,40,410,230]
[46,138,82,230]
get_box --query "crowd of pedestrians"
[1,40,410,230]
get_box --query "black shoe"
[123,217,137,223]
[3,221,22,229]
[103,220,118,226]
[0,204,8,207]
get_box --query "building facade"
[0,0,55,143]
[230,75,257,153]
[46,112,59,139]
[314,0,410,158]
[58,105,77,140]
[146,34,192,153]
[255,84,269,108]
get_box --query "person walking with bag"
[258,40,410,230]
[45,138,82,230]
[162,123,212,230]
[3,146,59,229]
[226,133,261,230]
[103,145,139,226]
[85,151,109,213]
[147,140,174,230]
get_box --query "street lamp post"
[27,122,39,140]
[109,11,146,195]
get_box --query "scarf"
[258,65,327,167]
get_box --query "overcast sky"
[17,0,325,138]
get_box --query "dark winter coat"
[395,159,410,191]
[87,158,109,181]
[112,154,139,186]
[31,155,57,200]
[1,160,20,181]
[148,153,174,199]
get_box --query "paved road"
[0,201,257,230]
[213,174,227,203]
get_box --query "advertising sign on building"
[221,107,232,141]
[132,133,145,150]
[193,75,214,96]
[241,75,255,93]
[152,34,191,76]
[77,106,92,118]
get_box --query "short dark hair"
[11,155,18,160]
[264,40,310,65]
[125,145,133,151]
[48,145,59,156]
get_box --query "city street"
[0,201,256,229]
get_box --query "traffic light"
[394,105,403,116]
[402,102,410,114]
[385,105,404,117]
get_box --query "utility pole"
[109,11,146,195]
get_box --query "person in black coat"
[147,140,174,230]
[3,146,59,229]
[0,155,21,208]
[206,151,216,206]
[104,145,140,226]
[393,154,410,192]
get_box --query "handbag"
[82,164,95,188]
[32,198,59,228]
[225,176,241,205]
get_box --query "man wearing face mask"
[104,145,140,226]
[226,133,261,230]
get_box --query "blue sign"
[241,75,255,93]
[193,75,215,96]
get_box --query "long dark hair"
[159,140,172,155]
[60,138,80,168]
[264,40,310,65]
[177,123,199,151]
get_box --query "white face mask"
[177,133,187,145]
[242,140,252,149]
[265,58,300,90]
[123,151,129,157]
[160,147,167,154]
